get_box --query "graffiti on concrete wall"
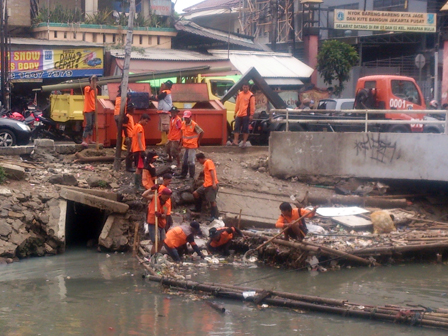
[354,133,400,163]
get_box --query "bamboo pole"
[154,188,159,253]
[133,222,139,257]
[145,275,448,330]
[351,241,448,256]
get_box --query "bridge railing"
[269,109,448,134]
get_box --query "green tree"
[316,40,359,97]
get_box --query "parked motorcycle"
[32,115,70,141]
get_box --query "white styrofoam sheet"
[316,206,369,217]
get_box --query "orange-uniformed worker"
[122,105,135,172]
[163,222,204,262]
[142,187,172,255]
[275,202,316,241]
[82,75,98,147]
[232,83,255,148]
[131,113,150,190]
[180,110,204,179]
[192,152,219,221]
[158,173,173,231]
[142,151,158,190]
[207,226,242,256]
[166,107,182,166]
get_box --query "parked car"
[317,98,355,111]
[0,118,32,147]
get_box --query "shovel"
[243,206,318,261]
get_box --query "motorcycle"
[32,114,71,141]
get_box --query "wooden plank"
[332,215,373,229]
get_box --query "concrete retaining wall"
[269,132,448,181]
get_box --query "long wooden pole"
[154,188,159,253]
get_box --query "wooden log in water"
[202,281,347,307]
[243,231,375,266]
[352,242,448,256]
[206,301,226,313]
[145,275,448,330]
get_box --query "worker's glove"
[151,184,159,191]
[155,211,162,218]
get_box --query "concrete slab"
[218,188,291,229]
[0,143,83,156]
[332,215,373,230]
[55,185,118,201]
[0,163,25,180]
[269,132,448,182]
[59,188,129,213]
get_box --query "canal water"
[1,248,447,336]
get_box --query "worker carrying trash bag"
[163,222,204,262]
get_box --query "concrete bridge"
[269,132,448,182]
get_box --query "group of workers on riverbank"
[83,78,315,262]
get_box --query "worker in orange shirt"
[163,222,204,262]
[142,151,158,190]
[180,110,204,179]
[122,101,135,172]
[275,202,316,241]
[142,187,172,255]
[232,83,255,148]
[192,152,219,221]
[82,75,98,147]
[166,107,182,166]
[207,226,242,256]
[131,113,150,190]
[157,173,173,231]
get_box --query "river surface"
[1,248,448,336]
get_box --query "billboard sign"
[334,10,436,33]
[4,48,103,81]
[151,0,172,16]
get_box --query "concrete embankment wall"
[269,132,448,181]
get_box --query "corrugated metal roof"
[209,50,314,78]
[175,21,268,51]
[110,48,221,61]
[183,0,240,13]
[10,37,104,48]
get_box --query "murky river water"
[1,248,448,336]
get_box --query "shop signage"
[334,10,436,33]
[151,0,172,16]
[4,48,103,80]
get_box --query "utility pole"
[114,0,135,171]
[0,0,5,108]
[271,0,278,51]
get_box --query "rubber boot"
[190,198,202,213]
[156,132,168,146]
[125,154,135,172]
[134,174,144,192]
[209,205,219,221]
[188,164,195,179]
[180,164,188,178]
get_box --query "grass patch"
[0,166,6,184]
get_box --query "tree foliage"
[316,40,359,97]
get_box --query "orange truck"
[354,75,433,133]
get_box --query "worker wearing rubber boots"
[142,187,172,255]
[166,107,182,167]
[163,222,204,262]
[180,110,204,179]
[207,226,242,256]
[192,152,219,221]
[82,75,98,148]
[131,114,150,190]
[276,202,316,241]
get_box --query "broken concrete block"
[0,240,17,258]
[8,211,24,220]
[0,223,12,237]
[87,176,110,188]
[59,188,129,213]
[0,187,12,196]
[34,138,55,150]
[45,200,67,243]
[0,163,25,180]
[48,174,78,186]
